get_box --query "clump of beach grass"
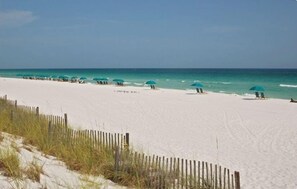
[79,175,103,189]
[24,158,44,182]
[0,149,22,178]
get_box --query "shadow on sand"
[242,98,259,100]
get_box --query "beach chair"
[260,92,265,99]
[196,88,200,93]
[200,88,204,93]
[255,92,260,98]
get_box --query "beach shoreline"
[0,77,297,188]
[0,76,292,101]
[1,68,296,100]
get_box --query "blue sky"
[0,0,296,68]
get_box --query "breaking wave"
[279,84,297,88]
[134,83,143,86]
[216,81,231,85]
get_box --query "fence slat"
[215,164,218,189]
[209,163,214,187]
[198,161,200,188]
[228,169,231,189]
[194,160,197,188]
[148,155,152,188]
[232,174,234,189]
[235,171,240,189]
[202,161,204,187]
[206,162,209,186]
[173,158,176,189]
[189,160,192,188]
[224,168,226,189]
[177,158,180,189]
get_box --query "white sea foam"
[134,83,143,86]
[181,80,185,83]
[280,84,297,88]
[209,81,231,85]
[243,93,255,97]
[221,82,231,85]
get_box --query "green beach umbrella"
[50,75,58,80]
[36,75,48,79]
[78,77,87,83]
[22,74,33,78]
[59,75,69,81]
[145,80,157,85]
[71,76,78,82]
[93,77,108,81]
[249,86,265,92]
[191,82,204,88]
[113,79,124,83]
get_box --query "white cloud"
[0,10,37,28]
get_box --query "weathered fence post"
[125,133,129,148]
[36,107,39,116]
[234,171,240,189]
[14,100,17,108]
[64,113,68,126]
[48,121,52,139]
[114,146,120,181]
[115,146,120,170]
[4,95,7,101]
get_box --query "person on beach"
[255,92,260,98]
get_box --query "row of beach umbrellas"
[17,74,265,95]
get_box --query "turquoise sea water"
[0,69,296,100]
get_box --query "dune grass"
[23,159,44,183]
[0,149,22,179]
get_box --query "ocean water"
[0,69,296,100]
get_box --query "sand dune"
[0,77,296,189]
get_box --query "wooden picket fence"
[1,95,241,189]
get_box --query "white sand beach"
[0,77,296,189]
